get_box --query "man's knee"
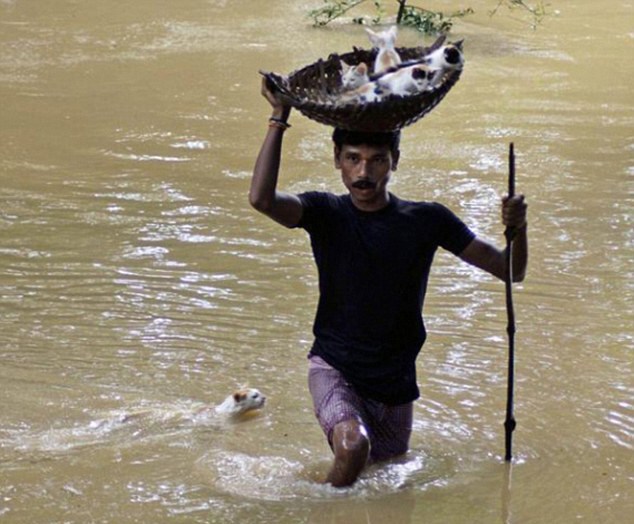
[332,419,369,456]
[327,419,370,487]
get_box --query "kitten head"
[215,387,266,417]
[443,40,464,68]
[365,25,397,49]
[411,66,431,81]
[341,61,369,89]
[232,388,266,411]
[423,41,465,72]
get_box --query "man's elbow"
[248,192,272,214]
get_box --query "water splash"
[196,449,448,502]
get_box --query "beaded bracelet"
[268,117,291,130]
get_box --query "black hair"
[331,128,401,154]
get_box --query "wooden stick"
[504,142,517,462]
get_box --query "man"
[250,79,528,487]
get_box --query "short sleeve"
[432,202,476,255]
[297,191,340,233]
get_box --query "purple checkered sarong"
[308,355,413,462]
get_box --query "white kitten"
[341,63,438,104]
[365,25,402,74]
[214,388,266,417]
[340,80,385,103]
[376,64,438,96]
[423,42,464,71]
[340,61,370,90]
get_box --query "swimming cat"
[212,388,266,417]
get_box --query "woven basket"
[261,35,463,132]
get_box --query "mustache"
[351,179,376,189]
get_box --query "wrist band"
[268,117,291,130]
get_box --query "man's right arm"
[249,79,303,228]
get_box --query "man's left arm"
[459,195,528,282]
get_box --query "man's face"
[335,143,398,211]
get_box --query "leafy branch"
[398,4,474,34]
[490,0,549,29]
[308,0,367,26]
[308,1,549,33]
[308,0,470,33]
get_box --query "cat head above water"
[215,388,266,416]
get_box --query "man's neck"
[350,191,391,212]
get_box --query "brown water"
[1,1,632,522]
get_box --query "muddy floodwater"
[0,0,632,522]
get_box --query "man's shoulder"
[299,191,349,209]
[296,191,351,231]
[391,194,448,215]
[391,196,468,232]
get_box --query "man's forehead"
[339,143,391,156]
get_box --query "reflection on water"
[1,0,632,522]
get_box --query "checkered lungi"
[308,355,413,462]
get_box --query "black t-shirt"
[297,192,476,404]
